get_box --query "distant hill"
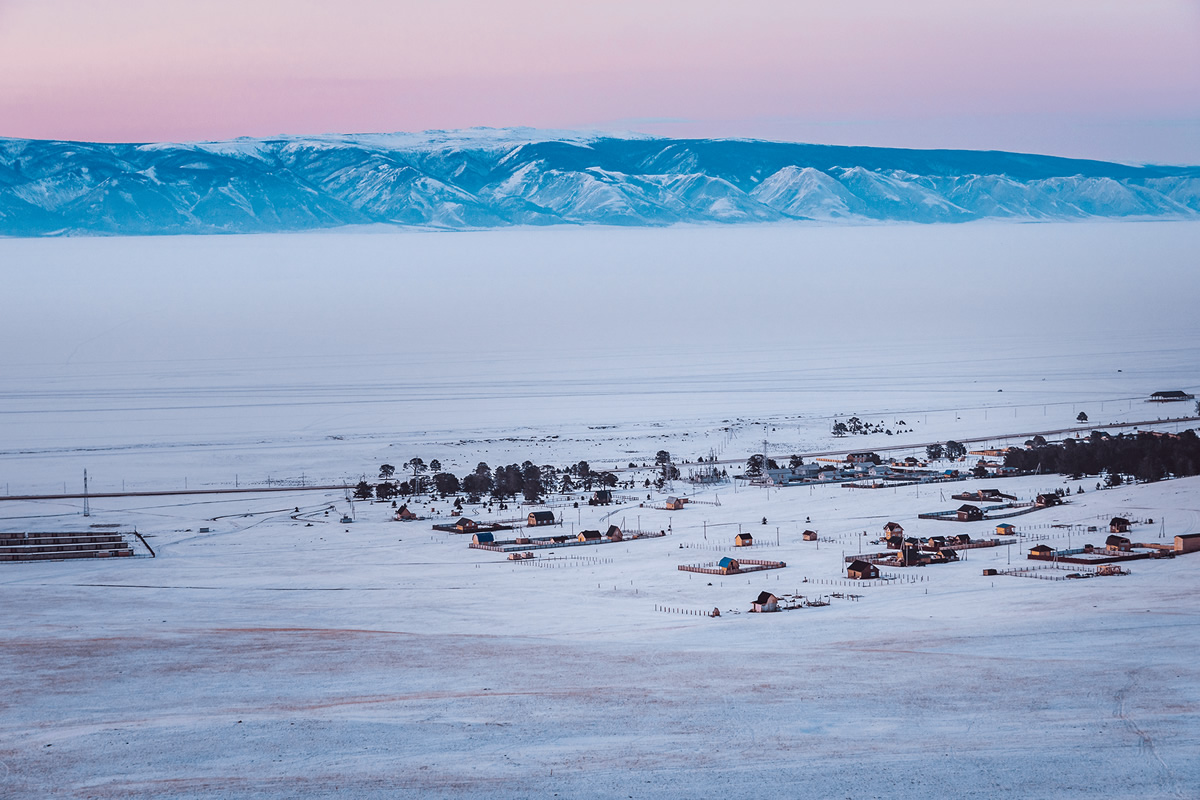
[2,128,1197,235]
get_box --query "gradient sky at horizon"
[1,0,1198,164]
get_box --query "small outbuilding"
[735,532,754,547]
[578,530,602,542]
[957,504,984,522]
[1109,517,1131,534]
[750,591,779,612]
[455,517,478,533]
[1175,533,1200,554]
[717,556,740,574]
[606,524,623,541]
[802,530,818,541]
[395,504,418,521]
[847,559,879,580]
[528,511,555,527]
[1036,493,1063,508]
[665,496,685,510]
[1029,544,1054,559]
[995,523,1016,536]
[472,532,494,545]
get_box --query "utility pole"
[83,469,90,517]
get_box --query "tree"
[1105,470,1123,487]
[405,458,427,489]
[375,482,397,500]
[433,472,460,496]
[353,480,373,500]
[832,421,848,437]
[378,464,395,480]
[926,443,944,460]
[655,450,671,467]
[944,441,967,459]
[521,462,543,502]
[1076,412,1088,423]
[789,454,804,468]
[429,459,441,473]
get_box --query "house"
[735,532,754,547]
[847,452,879,464]
[1109,517,1131,533]
[455,517,478,533]
[750,591,779,612]
[957,504,984,522]
[927,536,947,549]
[590,490,613,506]
[1148,390,1195,402]
[1036,493,1062,507]
[949,533,972,547]
[1105,534,1132,552]
[847,559,879,580]
[578,530,602,542]
[884,533,903,549]
[1175,533,1200,554]
[717,556,740,574]
[394,504,418,521]
[665,496,685,510]
[1029,544,1055,559]
[606,524,623,541]
[472,532,494,544]
[930,548,959,564]
[883,522,904,536]
[528,511,555,527]
[995,523,1016,536]
[802,530,818,541]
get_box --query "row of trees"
[926,441,967,460]
[358,458,625,503]
[1003,430,1200,484]
[832,416,912,437]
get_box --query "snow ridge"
[1,130,1197,235]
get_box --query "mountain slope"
[0,129,1197,235]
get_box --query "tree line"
[1002,430,1200,484]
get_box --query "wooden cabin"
[455,517,478,533]
[927,536,947,549]
[802,530,818,541]
[472,532,494,544]
[1028,544,1054,559]
[734,533,754,547]
[847,559,879,580]
[982,568,998,576]
[717,556,740,574]
[1109,517,1131,533]
[750,591,779,612]
[930,548,959,563]
[606,524,623,542]
[949,533,972,547]
[1105,534,1132,552]
[590,490,613,506]
[1036,493,1062,508]
[995,523,1015,536]
[528,511,555,527]
[394,504,418,521]
[957,504,984,522]
[578,530,602,542]
[665,496,685,510]
[883,522,904,536]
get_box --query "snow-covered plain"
[1,222,1199,798]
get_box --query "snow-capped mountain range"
[2,127,1198,235]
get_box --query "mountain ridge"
[2,128,1198,236]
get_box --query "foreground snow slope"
[1,471,1197,798]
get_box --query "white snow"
[1,222,1198,798]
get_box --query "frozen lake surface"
[1,222,1198,797]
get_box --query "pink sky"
[1,0,1198,163]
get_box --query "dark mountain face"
[1,130,1197,236]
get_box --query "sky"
[0,0,1198,164]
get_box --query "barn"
[578,530,602,542]
[472,532,494,545]
[717,556,740,574]
[750,591,779,612]
[847,559,879,580]
[665,497,685,510]
[1105,534,1132,552]
[1109,517,1131,533]
[957,504,984,522]
[528,511,555,527]
[606,524,623,541]
[1175,533,1200,554]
